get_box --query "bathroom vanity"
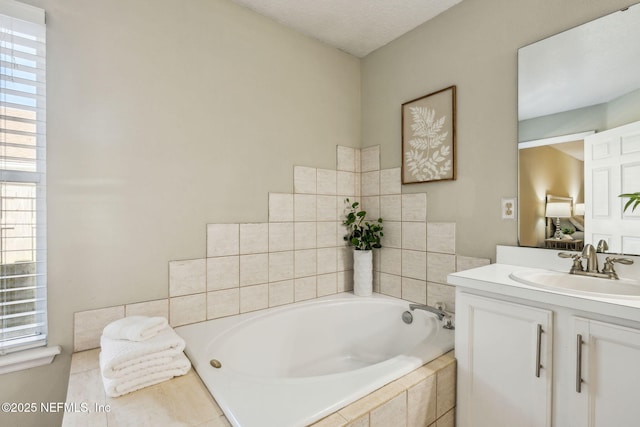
[449,259,640,427]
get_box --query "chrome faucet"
[582,244,599,273]
[559,243,634,280]
[409,303,446,320]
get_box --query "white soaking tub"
[176,292,454,427]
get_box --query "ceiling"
[229,0,463,57]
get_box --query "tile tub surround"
[72,144,490,351]
[63,348,455,427]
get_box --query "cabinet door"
[573,318,640,427]
[456,292,553,427]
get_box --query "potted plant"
[343,199,383,296]
[620,192,640,213]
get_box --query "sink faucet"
[582,244,599,273]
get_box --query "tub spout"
[409,303,446,321]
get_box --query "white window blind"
[0,0,46,355]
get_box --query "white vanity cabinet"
[451,265,640,427]
[572,318,640,426]
[455,292,553,427]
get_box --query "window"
[0,0,45,355]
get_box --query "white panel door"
[573,318,640,427]
[584,120,640,253]
[456,292,553,427]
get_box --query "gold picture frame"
[401,85,456,184]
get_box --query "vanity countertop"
[448,263,640,323]
[61,348,230,427]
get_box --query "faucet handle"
[558,252,580,259]
[559,252,584,272]
[604,256,634,266]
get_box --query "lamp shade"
[546,202,571,218]
[574,203,585,216]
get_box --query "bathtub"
[176,292,454,427]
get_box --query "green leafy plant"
[343,198,384,251]
[620,192,640,213]
[561,227,575,235]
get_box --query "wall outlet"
[501,198,516,220]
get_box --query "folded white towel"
[102,315,168,342]
[101,352,191,397]
[100,326,186,379]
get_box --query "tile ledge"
[0,345,61,375]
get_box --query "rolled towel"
[101,352,191,397]
[102,315,168,342]
[100,326,186,379]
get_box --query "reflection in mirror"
[517,3,640,255]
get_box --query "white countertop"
[448,263,640,324]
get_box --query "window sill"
[0,345,61,375]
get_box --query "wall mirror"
[517,2,640,255]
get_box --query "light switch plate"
[501,198,516,220]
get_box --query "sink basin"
[509,269,640,299]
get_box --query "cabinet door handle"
[535,324,543,378]
[576,334,583,393]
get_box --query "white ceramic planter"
[353,249,373,296]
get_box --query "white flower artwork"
[402,86,456,184]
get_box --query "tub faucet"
[409,304,446,321]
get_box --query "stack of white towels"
[99,316,191,397]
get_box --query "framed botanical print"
[401,85,456,184]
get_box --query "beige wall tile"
[361,145,380,172]
[370,392,406,427]
[402,249,427,281]
[436,362,456,418]
[269,280,294,307]
[407,375,437,427]
[295,222,317,249]
[337,171,356,196]
[318,195,338,221]
[402,277,427,304]
[240,223,269,255]
[346,414,369,427]
[379,247,402,276]
[379,273,401,298]
[240,284,268,313]
[402,194,427,222]
[381,221,401,248]
[402,222,427,251]
[269,251,294,282]
[426,223,456,255]
[426,252,456,285]
[380,195,401,222]
[207,288,239,319]
[337,246,354,271]
[373,270,381,293]
[311,412,349,427]
[339,381,405,421]
[354,148,362,174]
[125,299,168,319]
[380,168,401,195]
[361,196,380,221]
[338,222,350,247]
[269,222,294,252]
[436,409,455,427]
[317,273,338,296]
[169,258,206,297]
[427,282,455,313]
[361,171,380,196]
[317,169,337,195]
[207,224,239,257]
[239,253,269,286]
[170,293,206,327]
[74,305,124,351]
[207,256,239,291]
[337,146,356,172]
[295,276,317,301]
[317,247,337,274]
[295,194,317,222]
[269,193,294,222]
[317,221,338,248]
[294,165,317,194]
[69,348,101,374]
[337,270,354,292]
[295,249,317,278]
[456,255,491,272]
